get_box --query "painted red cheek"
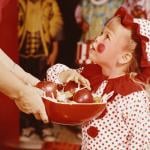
[87,126,99,138]
[97,43,105,53]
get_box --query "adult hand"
[14,85,48,123]
[23,72,40,86]
[59,69,91,90]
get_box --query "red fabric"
[81,64,143,96]
[81,64,106,91]
[0,0,10,7]
[114,7,149,68]
[0,0,19,147]
[0,0,10,22]
[87,126,99,138]
[136,67,150,83]
[0,0,18,62]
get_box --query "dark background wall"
[57,0,81,68]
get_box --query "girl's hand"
[59,70,91,90]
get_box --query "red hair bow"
[114,7,150,68]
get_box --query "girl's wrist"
[59,69,74,83]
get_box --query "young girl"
[47,7,150,149]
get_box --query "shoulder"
[123,91,149,114]
[113,75,146,96]
[116,91,149,115]
[123,90,149,102]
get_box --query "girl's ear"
[118,52,132,64]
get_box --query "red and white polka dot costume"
[47,8,150,150]
[47,63,149,150]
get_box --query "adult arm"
[0,49,40,85]
[0,61,48,123]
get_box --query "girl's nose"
[91,42,97,51]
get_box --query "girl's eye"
[105,34,110,40]
[100,31,103,35]
[91,44,95,51]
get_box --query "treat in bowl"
[64,81,78,93]
[36,81,106,125]
[73,88,94,103]
[36,80,57,98]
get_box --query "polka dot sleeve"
[46,63,70,84]
[124,91,150,149]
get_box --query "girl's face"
[89,17,132,68]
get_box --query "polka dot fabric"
[134,19,150,63]
[46,63,70,84]
[47,64,150,150]
[82,91,149,150]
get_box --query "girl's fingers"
[66,76,74,82]
[74,76,79,83]
[65,72,91,90]
[78,76,91,90]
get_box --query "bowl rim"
[43,96,106,106]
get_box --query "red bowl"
[43,98,106,125]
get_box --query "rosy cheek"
[97,43,105,53]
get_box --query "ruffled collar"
[81,64,142,96]
[104,74,142,96]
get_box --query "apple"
[73,88,94,103]
[36,81,57,98]
[64,81,78,93]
